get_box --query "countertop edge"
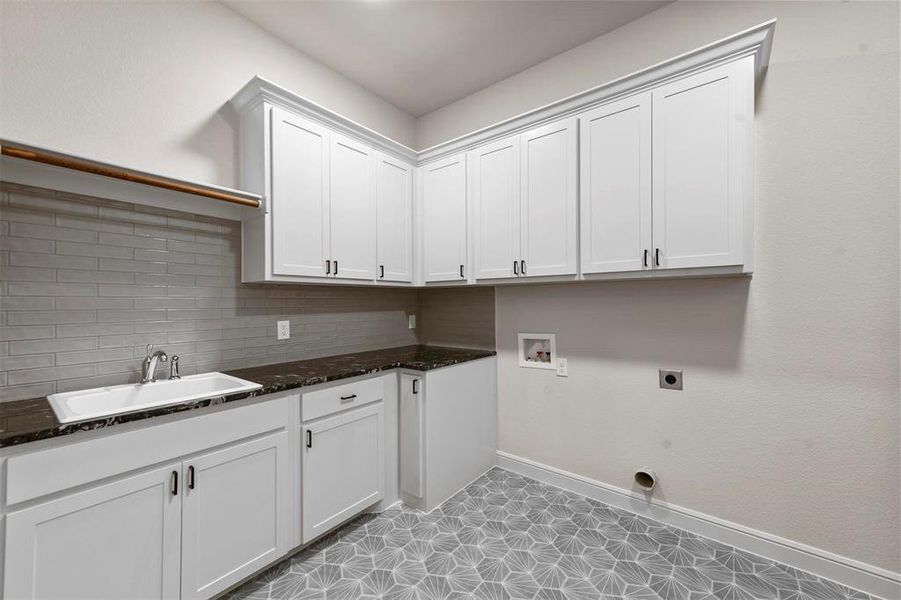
[0,346,496,448]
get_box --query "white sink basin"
[47,373,263,424]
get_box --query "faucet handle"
[146,344,154,358]
[170,355,181,380]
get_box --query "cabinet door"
[4,464,181,600]
[180,432,290,599]
[399,374,423,498]
[422,154,468,282]
[302,402,385,542]
[521,118,578,277]
[270,106,330,277]
[376,154,414,282]
[580,94,652,274]
[470,136,521,280]
[330,133,377,280]
[651,58,752,269]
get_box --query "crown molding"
[229,76,419,163]
[229,19,775,167]
[417,18,775,163]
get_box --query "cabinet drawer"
[301,376,384,422]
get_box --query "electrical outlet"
[556,358,568,377]
[277,320,290,340]
[659,369,683,390]
[408,315,416,329]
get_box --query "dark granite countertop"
[0,345,495,448]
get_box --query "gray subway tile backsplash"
[0,182,495,403]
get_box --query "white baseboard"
[496,451,901,600]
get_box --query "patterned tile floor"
[226,468,876,600]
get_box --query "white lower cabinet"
[399,357,497,513]
[302,401,385,542]
[2,398,293,600]
[180,431,290,599]
[4,464,183,600]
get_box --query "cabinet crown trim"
[230,76,419,163]
[229,19,774,166]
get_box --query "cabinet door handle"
[521,260,526,275]
[334,261,338,275]
[412,379,419,394]
[643,249,648,268]
[655,248,661,267]
[340,393,357,401]
[187,465,195,490]
[306,429,312,448]
[460,264,465,279]
[326,260,331,274]
[380,265,385,279]
[170,470,178,496]
[513,261,519,275]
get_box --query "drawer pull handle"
[412,379,419,394]
[340,394,357,401]
[306,430,312,448]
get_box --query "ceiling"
[222,1,670,117]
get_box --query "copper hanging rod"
[1,143,262,209]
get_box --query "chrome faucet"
[141,344,168,383]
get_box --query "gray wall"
[419,1,901,573]
[0,1,415,188]
[0,182,495,403]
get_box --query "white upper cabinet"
[470,118,577,282]
[580,93,652,274]
[651,57,753,270]
[376,154,414,282]
[470,136,521,280]
[270,107,330,278]
[234,22,769,285]
[520,118,578,277]
[423,154,468,283]
[329,134,376,280]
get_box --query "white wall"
[0,1,416,189]
[421,1,901,573]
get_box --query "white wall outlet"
[277,320,290,340]
[556,357,568,377]
[408,314,416,329]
